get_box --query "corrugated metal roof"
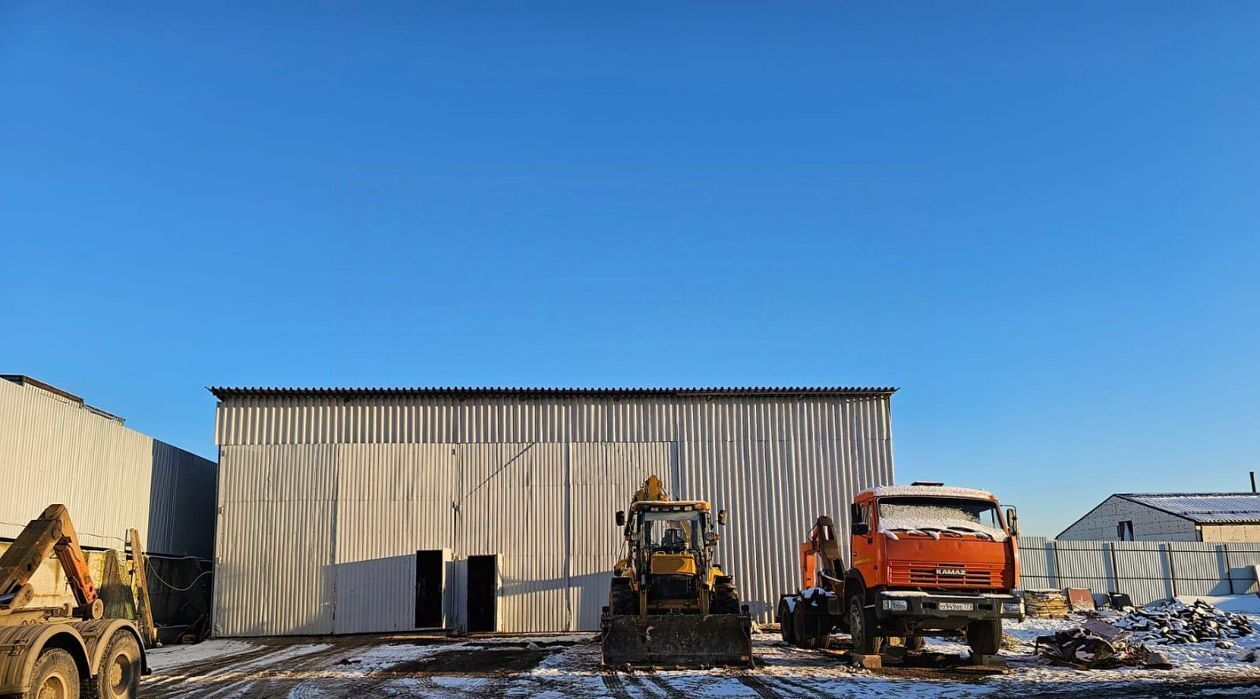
[1117,493,1260,524]
[208,385,897,400]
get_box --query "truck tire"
[792,606,816,648]
[711,580,741,614]
[28,648,81,699]
[85,631,141,699]
[966,619,1002,657]
[906,635,925,651]
[847,593,882,655]
[777,599,797,645]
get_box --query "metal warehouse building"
[1,375,217,558]
[209,386,896,636]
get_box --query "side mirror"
[1006,507,1019,536]
[852,522,870,536]
[616,511,625,527]
[717,509,727,526]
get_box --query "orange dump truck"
[776,482,1023,657]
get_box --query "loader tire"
[711,579,741,615]
[608,579,638,615]
[86,630,141,699]
[777,599,797,645]
[966,619,1001,657]
[29,648,81,699]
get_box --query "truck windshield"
[641,512,702,551]
[877,497,1007,540]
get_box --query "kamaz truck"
[777,482,1023,657]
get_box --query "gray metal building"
[0,375,217,558]
[209,386,896,636]
[1058,493,1260,543]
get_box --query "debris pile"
[1037,619,1171,670]
[1037,598,1255,669]
[1110,599,1253,645]
[1024,589,1071,618]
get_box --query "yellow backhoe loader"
[600,475,752,667]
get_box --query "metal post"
[1224,544,1235,595]
[1165,544,1178,598]
[1051,541,1062,589]
[1109,542,1120,594]
[1251,471,1256,494]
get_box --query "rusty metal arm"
[0,505,100,617]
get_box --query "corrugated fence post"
[1051,541,1062,589]
[1109,542,1119,594]
[1165,543,1178,598]
[1224,544,1235,595]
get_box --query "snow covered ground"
[142,599,1260,698]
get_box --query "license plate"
[938,602,974,612]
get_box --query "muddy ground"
[143,632,1260,698]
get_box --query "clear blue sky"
[3,3,1258,537]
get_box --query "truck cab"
[779,482,1024,657]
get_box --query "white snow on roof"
[870,484,996,500]
[1119,493,1260,524]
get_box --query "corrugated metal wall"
[212,393,894,636]
[1016,537,1254,604]
[0,379,216,557]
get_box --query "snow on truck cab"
[778,482,1023,657]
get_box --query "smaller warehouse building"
[1057,493,1260,542]
[0,375,217,558]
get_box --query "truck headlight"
[882,599,909,612]
[1002,601,1023,615]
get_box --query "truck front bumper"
[874,592,1023,621]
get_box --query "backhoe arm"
[0,504,98,613]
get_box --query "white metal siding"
[211,393,894,635]
[0,379,215,557]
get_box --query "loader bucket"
[600,612,753,667]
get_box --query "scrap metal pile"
[1037,599,1253,669]
[1108,598,1253,645]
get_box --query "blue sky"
[2,3,1258,537]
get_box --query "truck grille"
[887,561,1003,589]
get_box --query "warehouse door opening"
[467,554,497,632]
[415,550,444,628]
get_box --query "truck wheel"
[28,648,81,699]
[85,631,141,699]
[847,594,882,655]
[966,619,1002,657]
[906,635,925,651]
[813,617,833,650]
[792,606,817,648]
[777,599,797,645]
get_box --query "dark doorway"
[466,554,497,632]
[415,550,444,628]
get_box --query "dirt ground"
[143,631,1260,698]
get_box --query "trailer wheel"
[966,619,1002,657]
[85,631,141,699]
[777,599,797,645]
[847,594,882,655]
[906,635,925,651]
[28,648,81,699]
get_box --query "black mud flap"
[600,612,753,667]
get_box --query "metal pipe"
[1251,471,1256,494]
